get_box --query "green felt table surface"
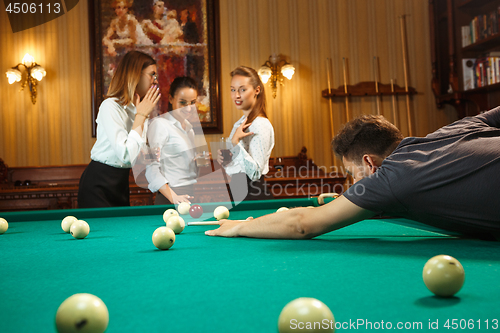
[1,198,500,332]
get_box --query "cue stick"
[187,219,248,226]
[390,79,399,128]
[399,15,413,136]
[373,56,381,116]
[326,58,336,165]
[342,57,350,122]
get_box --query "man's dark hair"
[331,115,404,164]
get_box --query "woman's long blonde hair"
[106,51,156,106]
[230,66,268,124]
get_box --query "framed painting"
[88,0,222,137]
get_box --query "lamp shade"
[6,68,22,84]
[258,65,272,84]
[22,53,35,67]
[281,64,295,80]
[31,66,46,81]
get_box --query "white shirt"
[224,116,275,181]
[91,98,147,168]
[145,112,197,192]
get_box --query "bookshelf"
[462,33,500,52]
[429,0,500,118]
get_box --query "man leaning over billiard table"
[206,106,500,241]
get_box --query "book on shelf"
[462,26,471,47]
[463,56,500,90]
[462,7,500,47]
[478,61,484,87]
[463,58,475,90]
[494,57,500,85]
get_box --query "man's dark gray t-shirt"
[343,106,500,236]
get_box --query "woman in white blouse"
[146,77,199,205]
[78,51,161,208]
[217,66,275,201]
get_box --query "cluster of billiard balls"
[1,216,92,239]
[176,202,230,220]
[152,203,230,250]
[61,216,90,239]
[1,209,466,333]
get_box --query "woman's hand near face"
[134,85,161,117]
[132,85,160,136]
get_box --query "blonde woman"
[78,51,161,208]
[218,66,275,201]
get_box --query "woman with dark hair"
[145,77,200,205]
[218,66,275,201]
[78,50,161,208]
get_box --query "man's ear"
[362,154,378,174]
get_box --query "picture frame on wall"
[88,0,222,137]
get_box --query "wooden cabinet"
[0,153,346,212]
[0,164,155,211]
[429,0,500,118]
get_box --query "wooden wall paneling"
[0,0,457,171]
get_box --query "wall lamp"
[258,54,295,98]
[6,53,46,104]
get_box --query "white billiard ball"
[276,207,289,213]
[163,209,179,223]
[61,216,78,233]
[55,293,109,333]
[70,220,90,239]
[278,297,335,333]
[214,206,230,221]
[166,216,185,234]
[177,202,191,215]
[0,218,8,234]
[152,227,176,250]
[423,254,465,297]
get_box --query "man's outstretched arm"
[205,195,376,239]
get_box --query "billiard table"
[1,198,499,332]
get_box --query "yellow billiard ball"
[152,227,176,250]
[61,216,78,233]
[70,220,90,239]
[214,206,229,220]
[423,254,465,297]
[177,202,191,215]
[55,293,109,333]
[278,297,335,333]
[0,218,8,234]
[163,209,179,223]
[166,216,185,234]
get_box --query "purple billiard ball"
[189,205,203,218]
